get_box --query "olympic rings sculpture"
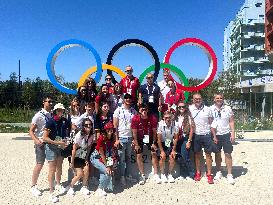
[46,38,217,97]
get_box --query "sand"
[0,131,273,205]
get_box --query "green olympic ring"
[139,63,189,102]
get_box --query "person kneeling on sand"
[157,111,179,183]
[131,103,161,185]
[65,118,95,196]
[90,122,118,197]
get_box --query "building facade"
[265,0,273,60]
[224,0,273,117]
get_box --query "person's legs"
[151,152,159,175]
[48,161,57,193]
[225,153,232,174]
[82,164,89,186]
[205,152,213,175]
[194,152,201,173]
[168,154,175,173]
[119,141,127,177]
[90,153,112,191]
[159,153,166,174]
[136,153,145,175]
[125,138,133,177]
[55,156,64,185]
[70,168,83,187]
[32,144,45,187]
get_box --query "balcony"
[239,57,255,63]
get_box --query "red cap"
[104,121,114,130]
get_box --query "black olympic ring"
[106,39,160,84]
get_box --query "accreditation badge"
[165,138,172,148]
[143,135,150,144]
[106,157,114,167]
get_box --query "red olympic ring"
[163,38,217,92]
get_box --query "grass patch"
[0,124,29,133]
[0,107,35,123]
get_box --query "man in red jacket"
[120,65,140,109]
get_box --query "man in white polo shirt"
[113,93,137,186]
[29,95,53,197]
[189,93,215,184]
[210,93,235,184]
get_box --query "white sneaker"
[227,174,235,185]
[167,174,175,183]
[49,193,59,203]
[120,176,127,186]
[161,174,168,183]
[31,185,42,197]
[55,184,66,194]
[90,177,99,186]
[96,188,107,197]
[67,187,75,196]
[214,171,223,180]
[139,174,146,185]
[154,174,162,184]
[80,186,90,195]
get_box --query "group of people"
[29,65,236,203]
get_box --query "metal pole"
[18,60,21,89]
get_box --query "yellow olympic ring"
[78,64,126,88]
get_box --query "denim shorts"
[45,144,62,161]
[34,143,46,164]
[215,133,233,154]
[193,134,214,153]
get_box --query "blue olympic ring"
[46,39,102,95]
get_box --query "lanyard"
[122,107,132,126]
[163,124,173,140]
[125,77,134,89]
[40,111,50,122]
[146,84,155,96]
[105,140,112,157]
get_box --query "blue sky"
[0,0,244,85]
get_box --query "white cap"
[53,103,65,110]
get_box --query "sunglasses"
[125,70,133,73]
[164,116,171,119]
[105,78,112,81]
[73,104,80,107]
[141,108,148,111]
[178,106,187,109]
[168,84,173,87]
[146,76,153,79]
[84,124,92,128]
[81,89,87,92]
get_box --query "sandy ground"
[0,132,273,205]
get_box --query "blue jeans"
[179,137,195,178]
[90,151,113,191]
[118,137,133,177]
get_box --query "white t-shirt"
[70,114,80,125]
[189,104,212,135]
[158,80,170,101]
[210,104,234,135]
[113,105,137,139]
[157,120,179,142]
[74,132,93,148]
[31,108,51,139]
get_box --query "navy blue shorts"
[193,134,214,154]
[215,133,233,154]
